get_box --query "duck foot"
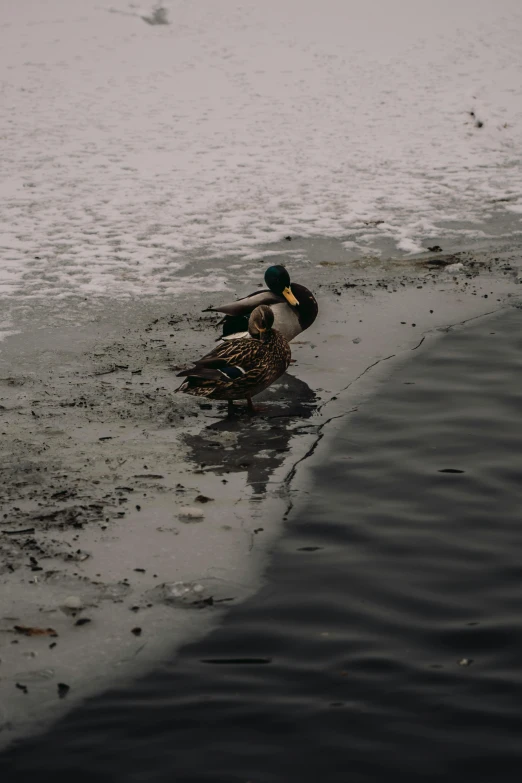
[247,397,265,415]
[227,400,238,418]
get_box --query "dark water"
[3,308,522,782]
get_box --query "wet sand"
[1,244,521,748]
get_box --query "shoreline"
[1,242,521,749]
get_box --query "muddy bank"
[1,245,521,748]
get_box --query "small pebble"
[178,507,205,520]
[63,596,83,611]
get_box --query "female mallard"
[177,305,291,415]
[205,265,318,342]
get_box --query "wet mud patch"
[0,297,324,747]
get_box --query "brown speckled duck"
[177,305,291,415]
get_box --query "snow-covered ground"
[1,0,522,299]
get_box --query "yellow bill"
[283,286,299,306]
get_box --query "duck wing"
[204,289,285,317]
[177,337,265,381]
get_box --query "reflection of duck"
[176,306,291,416]
[182,373,317,495]
[205,265,318,342]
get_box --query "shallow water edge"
[2,301,522,782]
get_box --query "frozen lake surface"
[1,0,522,300]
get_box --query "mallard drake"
[204,265,318,342]
[177,305,291,415]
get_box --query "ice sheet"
[1,0,521,299]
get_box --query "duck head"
[248,304,274,341]
[264,265,299,306]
